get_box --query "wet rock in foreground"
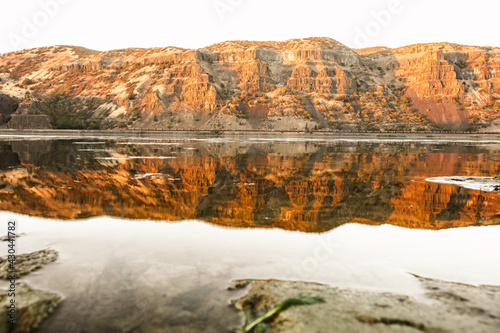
[231,276,500,332]
[0,249,58,279]
[0,282,61,333]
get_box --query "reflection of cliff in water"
[0,144,20,170]
[1,139,500,232]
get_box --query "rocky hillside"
[1,38,500,131]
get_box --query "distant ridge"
[1,38,499,132]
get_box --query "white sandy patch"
[152,85,167,95]
[110,83,129,96]
[426,176,500,192]
[106,105,127,118]
[0,85,27,99]
[29,68,52,81]
[133,173,164,180]
[133,73,153,93]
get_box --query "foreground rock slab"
[0,283,61,333]
[0,249,59,279]
[231,276,500,332]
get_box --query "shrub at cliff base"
[38,94,103,130]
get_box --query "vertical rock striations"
[1,39,500,130]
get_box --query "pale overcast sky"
[0,0,498,54]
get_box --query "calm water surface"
[1,132,500,332]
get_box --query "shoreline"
[3,128,500,135]
[2,128,500,142]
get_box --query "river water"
[0,131,499,332]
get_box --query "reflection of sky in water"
[77,148,116,152]
[94,156,177,160]
[1,213,499,331]
[116,142,182,145]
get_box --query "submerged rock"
[0,249,58,279]
[231,276,500,332]
[0,282,61,333]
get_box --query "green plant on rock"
[238,294,325,333]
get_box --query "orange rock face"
[1,39,500,130]
[395,50,464,97]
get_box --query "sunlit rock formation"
[1,39,500,131]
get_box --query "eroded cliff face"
[0,39,499,130]
[1,139,499,232]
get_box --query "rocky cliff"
[1,38,500,131]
